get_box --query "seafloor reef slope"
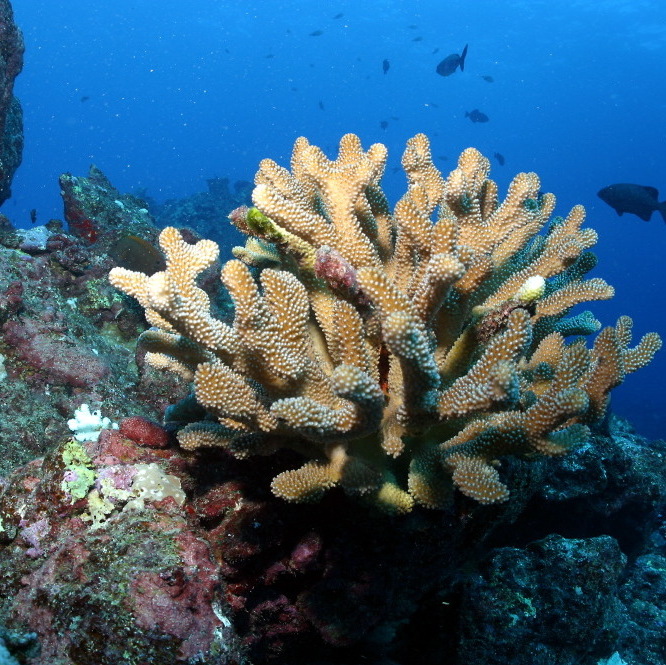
[0,135,664,665]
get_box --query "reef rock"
[0,0,24,204]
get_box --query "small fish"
[80,95,90,103]
[597,184,666,222]
[425,102,439,108]
[382,59,390,74]
[309,30,323,37]
[332,12,343,19]
[265,54,274,59]
[380,120,389,130]
[465,108,489,123]
[432,47,440,54]
[318,100,325,110]
[29,208,37,224]
[481,75,494,83]
[108,235,166,275]
[412,36,423,42]
[436,44,468,77]
[438,155,448,161]
[494,152,505,166]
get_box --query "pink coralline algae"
[119,416,170,448]
[0,415,456,663]
[0,199,188,474]
[0,422,245,664]
[18,517,50,558]
[130,531,221,653]
[3,317,109,388]
[314,244,368,304]
[94,464,138,494]
[1,412,666,663]
[0,280,23,318]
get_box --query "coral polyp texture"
[109,134,661,510]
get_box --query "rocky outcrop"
[0,0,23,205]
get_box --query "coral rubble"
[110,134,661,511]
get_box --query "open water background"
[4,0,665,439]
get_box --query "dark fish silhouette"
[309,30,323,37]
[333,13,343,19]
[481,75,494,83]
[597,184,666,222]
[383,59,390,74]
[80,95,90,103]
[412,36,423,42]
[465,109,489,123]
[436,44,468,77]
[380,120,389,130]
[109,235,166,275]
[494,152,505,166]
[318,100,325,110]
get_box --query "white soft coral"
[67,404,117,442]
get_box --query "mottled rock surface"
[0,0,23,204]
[1,416,664,664]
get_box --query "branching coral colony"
[110,134,661,512]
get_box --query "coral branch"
[109,134,661,509]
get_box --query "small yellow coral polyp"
[109,134,661,510]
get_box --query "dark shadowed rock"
[0,0,24,205]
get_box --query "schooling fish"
[436,44,468,77]
[309,30,323,37]
[465,109,489,123]
[597,184,666,222]
[383,59,390,74]
[380,120,389,130]
[480,75,494,83]
[494,152,505,165]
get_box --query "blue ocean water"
[4,0,665,439]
